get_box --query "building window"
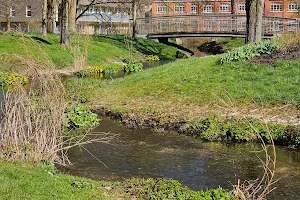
[26,5,31,17]
[238,4,246,12]
[175,4,185,14]
[288,2,299,12]
[191,4,198,14]
[157,4,167,14]
[204,4,214,13]
[270,2,283,12]
[220,4,230,12]
[10,6,16,17]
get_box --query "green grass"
[0,163,231,200]
[65,55,300,123]
[0,163,108,199]
[0,33,180,71]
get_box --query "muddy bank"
[252,43,300,65]
[95,108,300,148]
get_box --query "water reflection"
[66,118,300,200]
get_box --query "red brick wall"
[152,0,300,18]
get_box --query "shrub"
[146,55,160,62]
[219,39,280,64]
[65,104,100,130]
[122,58,143,72]
[0,73,28,86]
[76,66,116,77]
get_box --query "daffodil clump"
[76,66,116,77]
[145,55,160,62]
[0,73,28,86]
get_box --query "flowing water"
[65,118,300,200]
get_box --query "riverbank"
[0,33,182,73]
[0,162,231,199]
[65,42,300,146]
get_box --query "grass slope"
[65,55,300,124]
[0,33,180,71]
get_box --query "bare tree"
[246,0,264,43]
[69,0,77,33]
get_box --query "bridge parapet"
[136,15,300,37]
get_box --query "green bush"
[65,104,100,130]
[0,73,28,86]
[122,178,232,200]
[219,39,280,64]
[122,58,143,72]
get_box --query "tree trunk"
[6,6,11,32]
[61,0,70,46]
[254,0,264,42]
[47,0,54,33]
[69,0,77,33]
[6,16,11,32]
[42,0,48,37]
[132,0,137,38]
[246,0,264,43]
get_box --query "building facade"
[152,0,300,18]
[0,0,43,32]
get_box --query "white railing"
[136,15,300,36]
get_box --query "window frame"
[270,2,283,12]
[157,4,167,14]
[26,5,32,17]
[174,4,185,14]
[191,4,198,14]
[288,2,299,12]
[203,4,214,13]
[10,6,16,17]
[219,4,230,13]
[237,4,246,12]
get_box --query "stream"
[1,52,300,199]
[66,118,300,200]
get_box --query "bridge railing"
[136,15,300,36]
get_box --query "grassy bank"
[65,56,300,123]
[0,163,231,199]
[0,33,181,72]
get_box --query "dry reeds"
[232,125,278,200]
[0,32,115,166]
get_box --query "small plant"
[76,66,116,77]
[121,178,232,199]
[103,67,117,74]
[0,73,28,86]
[122,58,143,72]
[65,104,100,130]
[219,39,280,64]
[145,55,160,62]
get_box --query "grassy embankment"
[65,35,300,145]
[0,33,180,73]
[0,163,231,200]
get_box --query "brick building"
[152,0,300,18]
